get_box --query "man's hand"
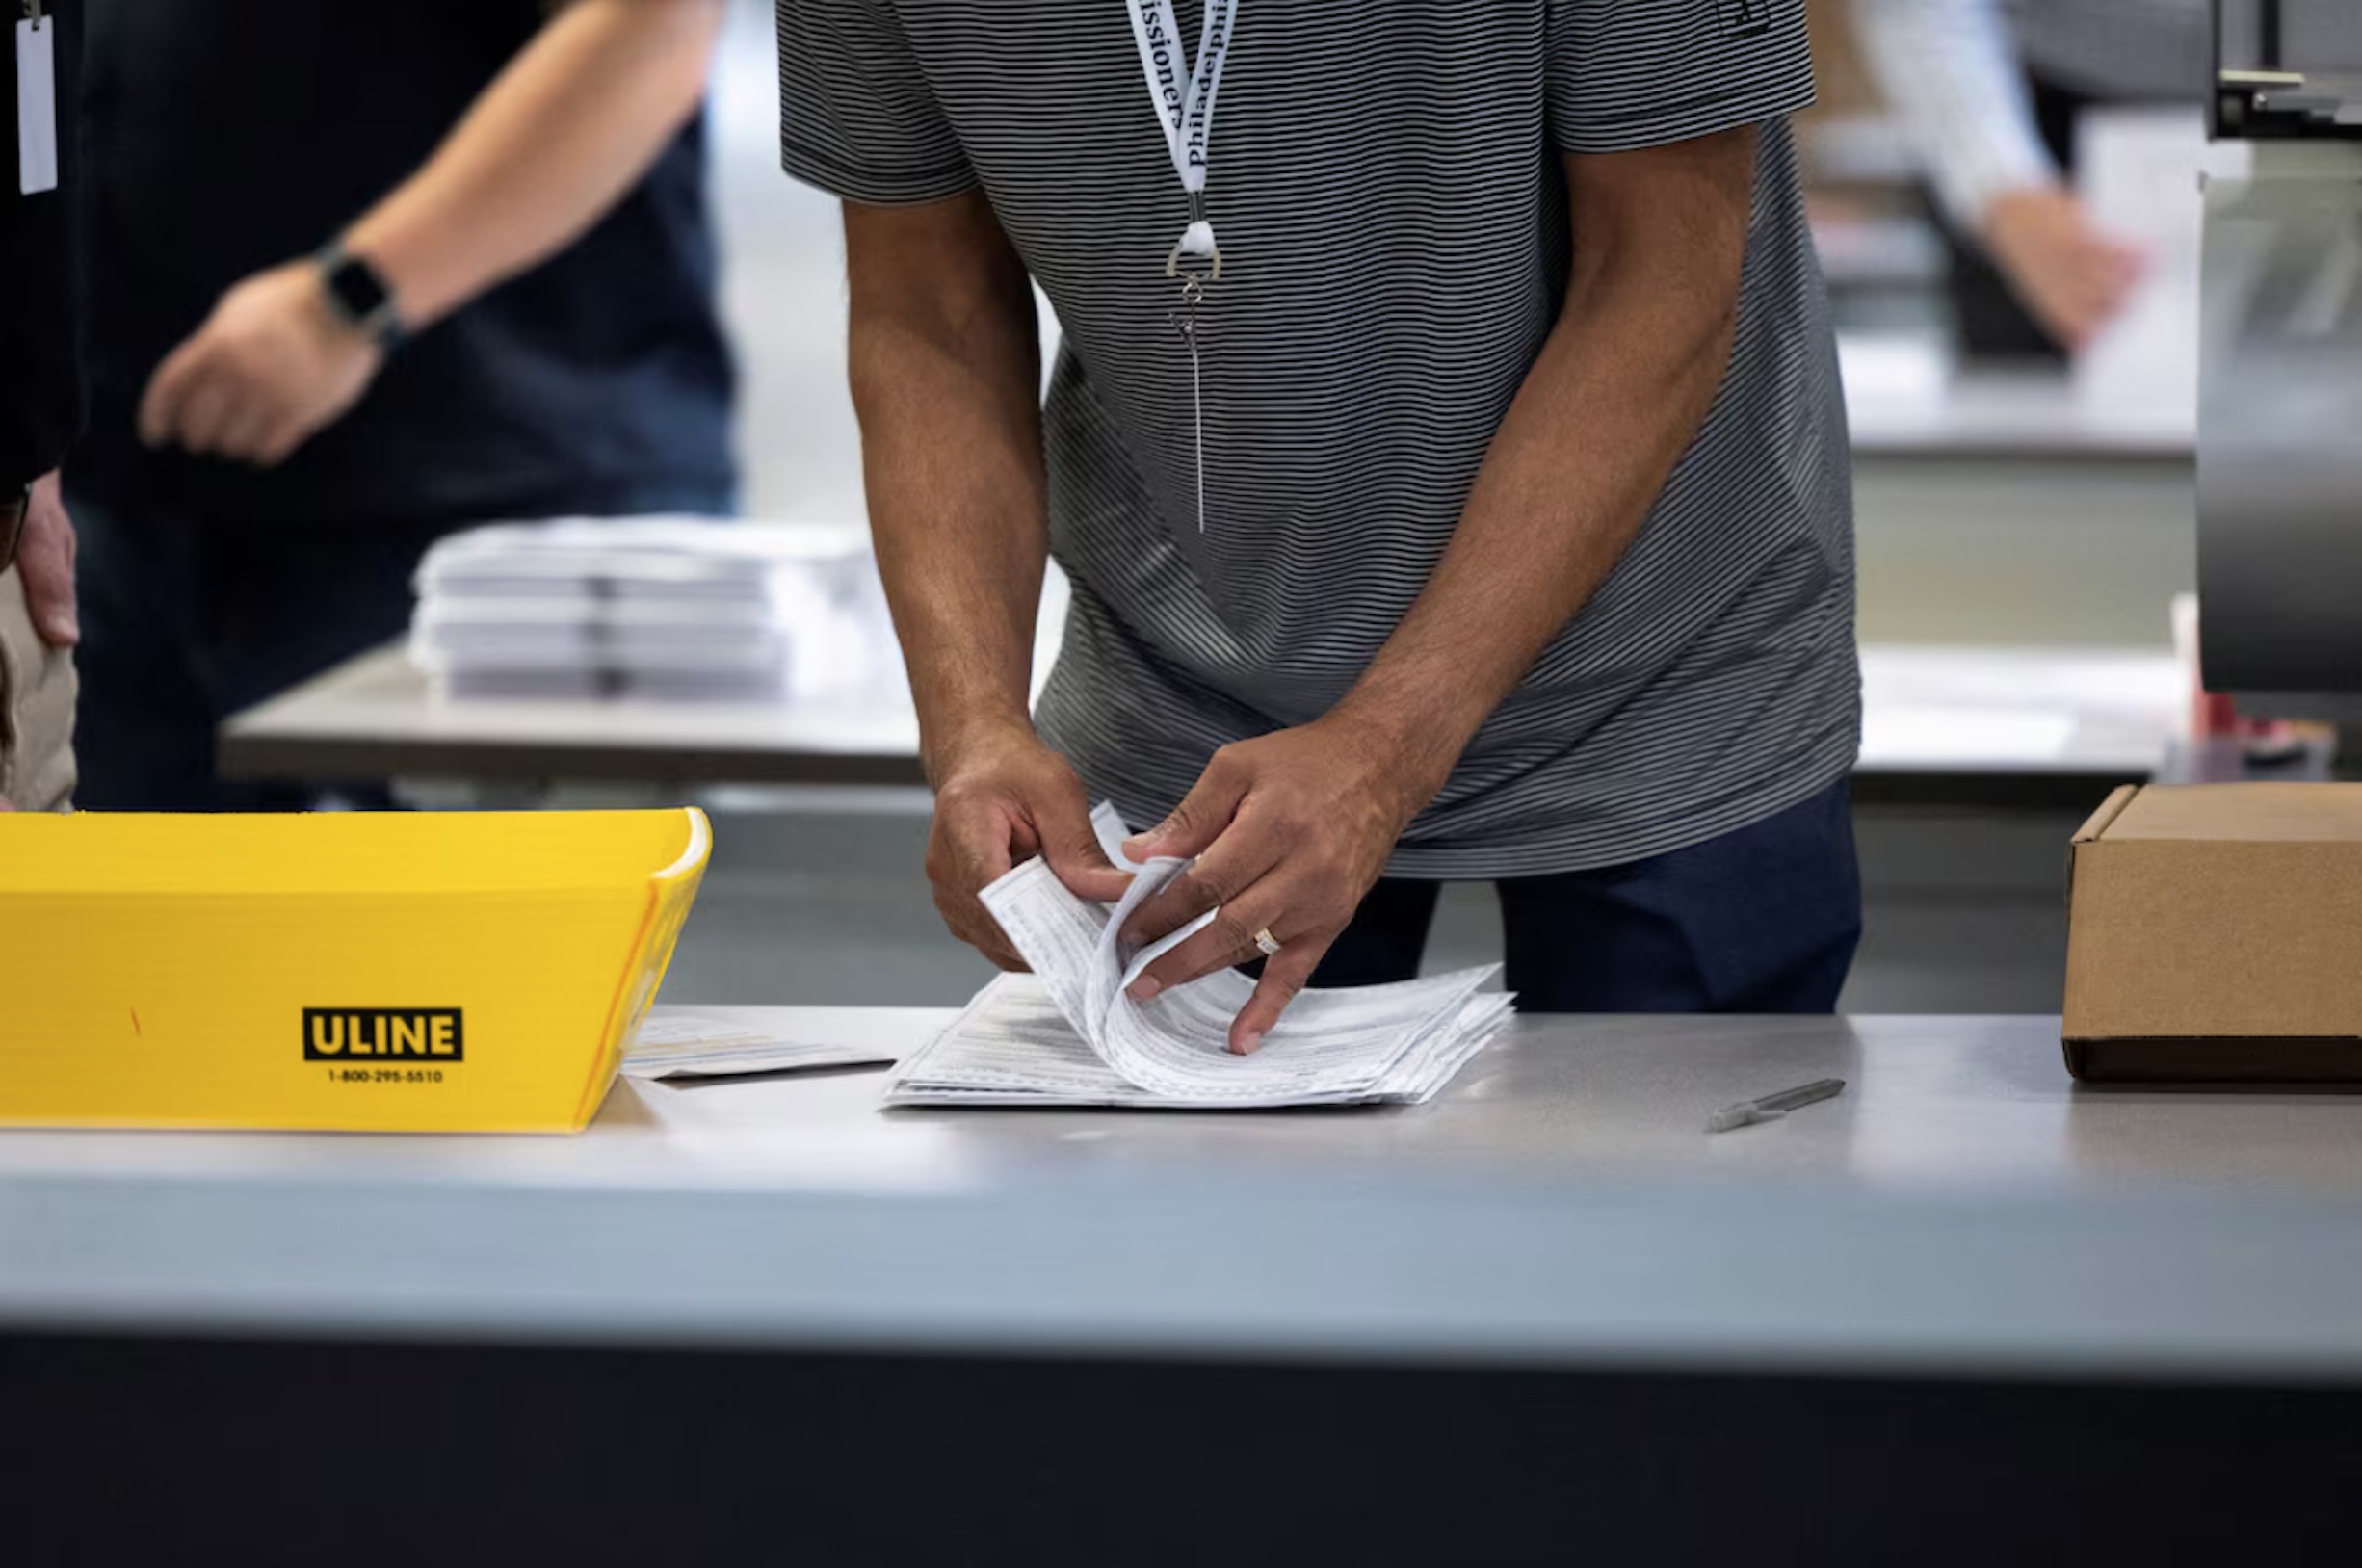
[1115,715,1437,1056]
[928,722,1133,970]
[138,262,383,468]
[1981,185,2146,352]
[17,473,77,648]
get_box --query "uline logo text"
[303,1008,465,1062]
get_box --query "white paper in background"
[1861,646,2184,719]
[1858,705,2078,768]
[622,1008,895,1080]
[408,518,910,706]
[2075,107,2207,432]
[17,19,59,196]
[1835,333,1952,409]
[1855,646,2185,770]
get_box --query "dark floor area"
[5,1330,2354,1567]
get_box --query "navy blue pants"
[1310,780,1862,1013]
[70,495,457,812]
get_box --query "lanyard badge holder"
[1168,188,1220,326]
[17,0,60,197]
[1127,0,1237,533]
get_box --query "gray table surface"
[5,1007,2361,1380]
[221,643,2183,788]
[221,644,927,786]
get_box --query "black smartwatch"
[314,241,408,353]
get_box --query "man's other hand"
[927,723,1133,970]
[1981,185,2146,353]
[1115,717,1431,1056]
[139,262,384,468]
[17,473,77,648]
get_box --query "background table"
[221,641,2186,800]
[1842,338,2191,462]
[222,642,928,787]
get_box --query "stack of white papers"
[622,1009,895,1080]
[886,807,1511,1109]
[408,518,903,703]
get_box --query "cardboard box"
[2064,784,2362,1083]
[0,809,710,1132]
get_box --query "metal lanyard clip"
[1165,190,1222,283]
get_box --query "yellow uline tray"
[0,808,710,1133]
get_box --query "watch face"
[327,256,393,327]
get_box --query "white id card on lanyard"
[17,2,59,197]
[1123,0,1239,532]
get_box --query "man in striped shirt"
[779,0,1862,1046]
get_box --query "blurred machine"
[2197,0,2362,715]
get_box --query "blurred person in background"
[2,0,82,812]
[70,0,737,811]
[1854,0,2209,355]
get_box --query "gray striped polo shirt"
[777,0,1859,879]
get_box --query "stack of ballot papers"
[622,1009,895,1081]
[408,517,902,703]
[886,807,1512,1109]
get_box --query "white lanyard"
[1122,0,1239,532]
[1123,0,1237,275]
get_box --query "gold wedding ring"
[1253,927,1283,958]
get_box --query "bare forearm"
[1334,248,1734,772]
[847,200,1050,781]
[346,0,722,329]
[1331,134,1755,795]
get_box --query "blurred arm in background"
[1852,0,2146,349]
[138,0,725,468]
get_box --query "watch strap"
[313,241,408,353]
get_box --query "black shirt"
[74,0,736,527]
[1,0,84,493]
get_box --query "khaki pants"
[0,564,75,811]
